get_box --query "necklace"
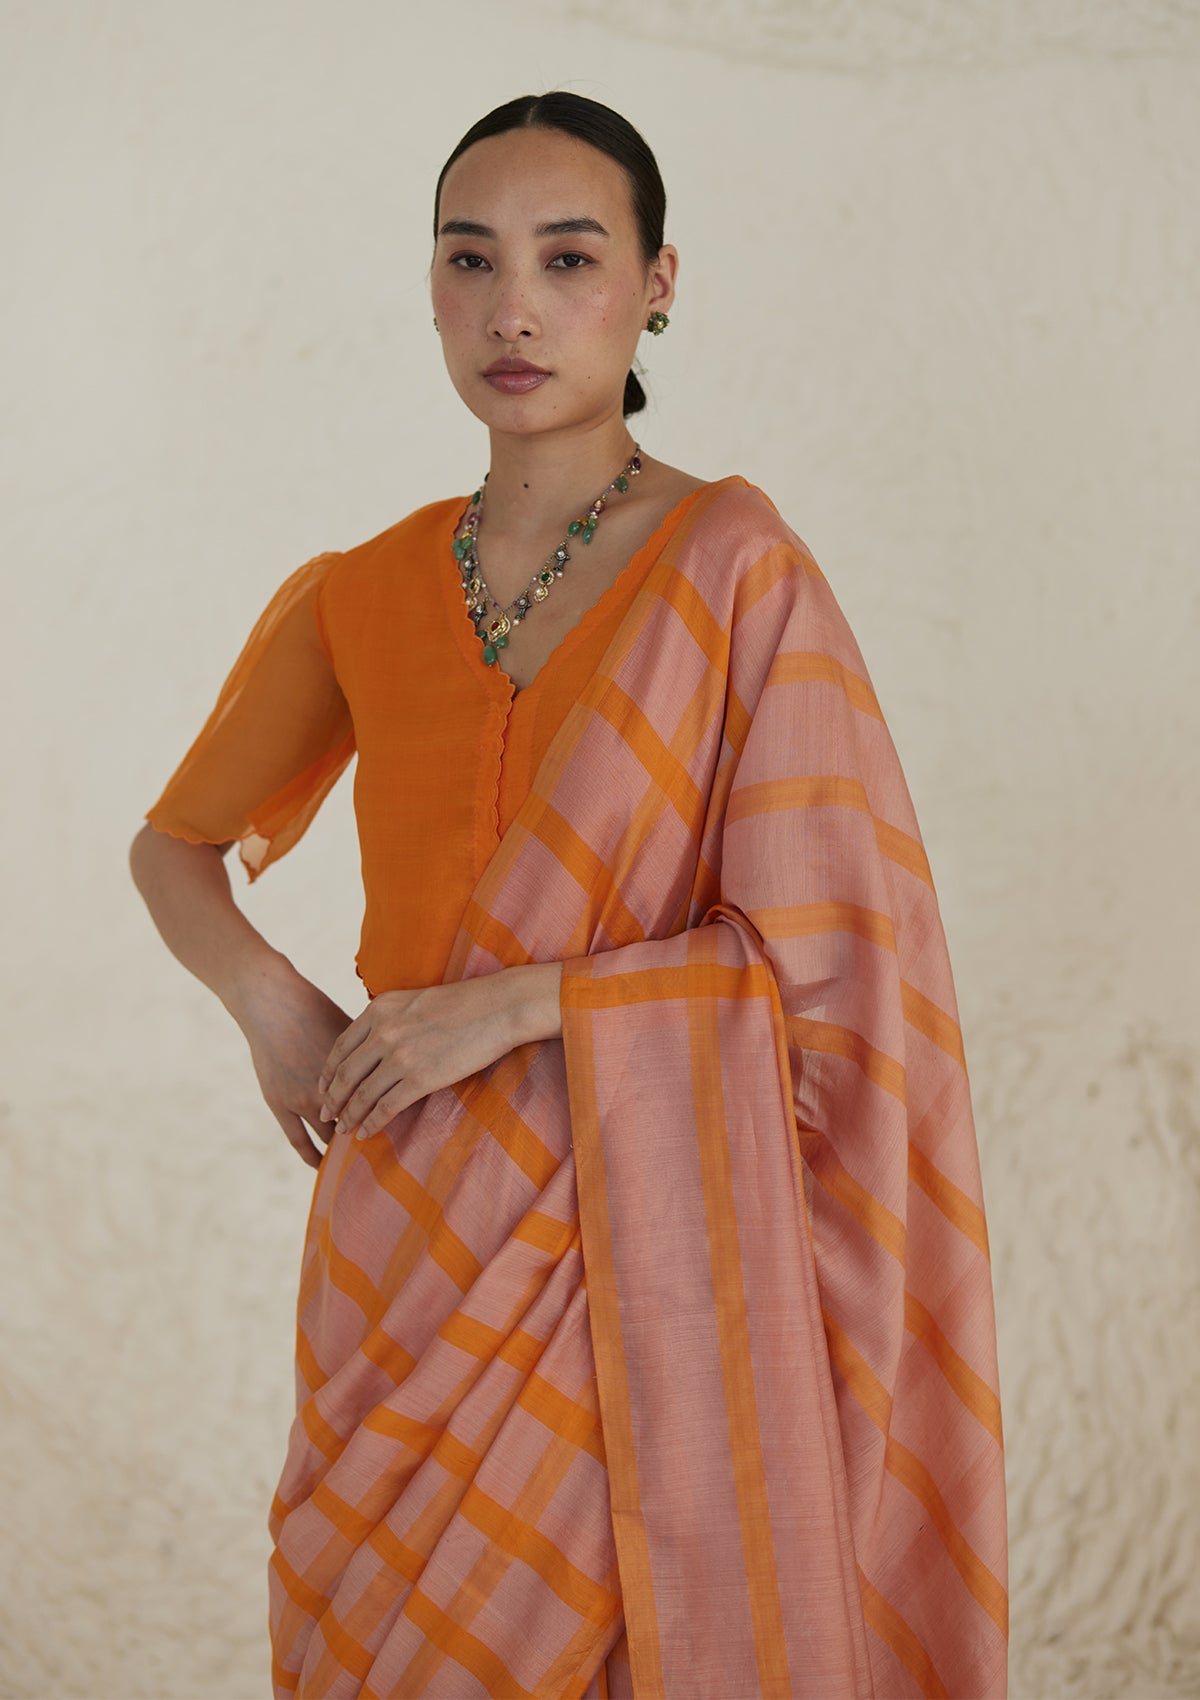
[452,445,642,666]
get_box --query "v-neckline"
[442,480,717,708]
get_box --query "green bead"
[585,514,597,528]
[495,634,508,649]
[616,474,629,492]
[580,527,594,544]
[567,520,583,535]
[472,489,482,503]
[482,644,497,664]
[452,538,469,560]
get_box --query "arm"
[130,822,352,1167]
[316,959,564,1143]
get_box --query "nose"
[486,279,539,343]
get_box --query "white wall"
[3,2,1197,1695]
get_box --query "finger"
[302,1112,331,1151]
[321,1040,384,1124]
[355,1078,428,1141]
[317,1012,370,1097]
[335,1062,403,1137]
[273,1108,324,1170]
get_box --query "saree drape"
[268,478,1008,1699]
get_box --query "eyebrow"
[437,216,610,239]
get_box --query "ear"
[645,243,679,317]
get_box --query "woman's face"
[431,126,675,437]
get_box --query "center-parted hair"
[433,92,666,418]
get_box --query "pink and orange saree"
[268,478,1007,1698]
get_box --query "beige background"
[3,2,1198,1696]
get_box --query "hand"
[238,965,353,1168]
[317,972,528,1143]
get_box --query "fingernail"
[355,1127,369,1142]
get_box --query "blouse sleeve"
[145,550,355,881]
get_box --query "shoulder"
[324,496,465,578]
[674,476,823,587]
[320,495,467,596]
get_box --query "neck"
[480,417,639,539]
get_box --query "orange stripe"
[723,685,753,760]
[461,1483,620,1622]
[401,1586,533,1697]
[430,1425,484,1483]
[368,1518,426,1585]
[528,805,645,941]
[316,1603,376,1682]
[728,773,870,826]
[363,1403,440,1455]
[787,1014,908,1104]
[728,776,934,888]
[270,1547,330,1622]
[294,1321,329,1396]
[658,563,731,673]
[311,1479,374,1546]
[560,957,667,1696]
[687,933,792,1695]
[563,959,771,1012]
[809,1136,906,1262]
[270,1655,300,1693]
[874,817,934,887]
[518,1372,608,1465]
[908,1145,991,1258]
[595,685,704,824]
[885,1438,1009,1636]
[749,900,897,952]
[767,650,884,720]
[513,1209,580,1257]
[901,982,967,1069]
[498,1325,549,1379]
[360,1141,484,1294]
[438,1308,503,1361]
[458,1074,562,1190]
[822,1309,893,1434]
[360,1323,416,1386]
[904,1293,1004,1446]
[733,539,813,624]
[299,1395,345,1465]
[316,1216,385,1320]
[453,901,534,968]
[858,1569,949,1699]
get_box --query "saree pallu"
[268,479,1008,1698]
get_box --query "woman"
[131,92,1007,1700]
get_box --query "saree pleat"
[269,477,1007,1698]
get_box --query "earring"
[646,311,669,336]
[433,315,440,332]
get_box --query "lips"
[483,358,550,376]
[482,359,551,395]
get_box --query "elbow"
[129,821,160,896]
[129,823,232,894]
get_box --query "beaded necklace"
[452,446,642,666]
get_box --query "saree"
[268,477,1008,1698]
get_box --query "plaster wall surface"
[2,2,1197,1696]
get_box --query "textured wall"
[2,1,1197,1695]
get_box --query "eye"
[549,252,592,270]
[450,253,490,271]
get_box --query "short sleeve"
[146,551,355,881]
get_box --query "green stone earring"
[646,311,669,336]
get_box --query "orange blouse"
[147,483,717,995]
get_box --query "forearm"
[129,823,294,1027]
[504,961,565,1046]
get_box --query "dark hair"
[433,92,666,418]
